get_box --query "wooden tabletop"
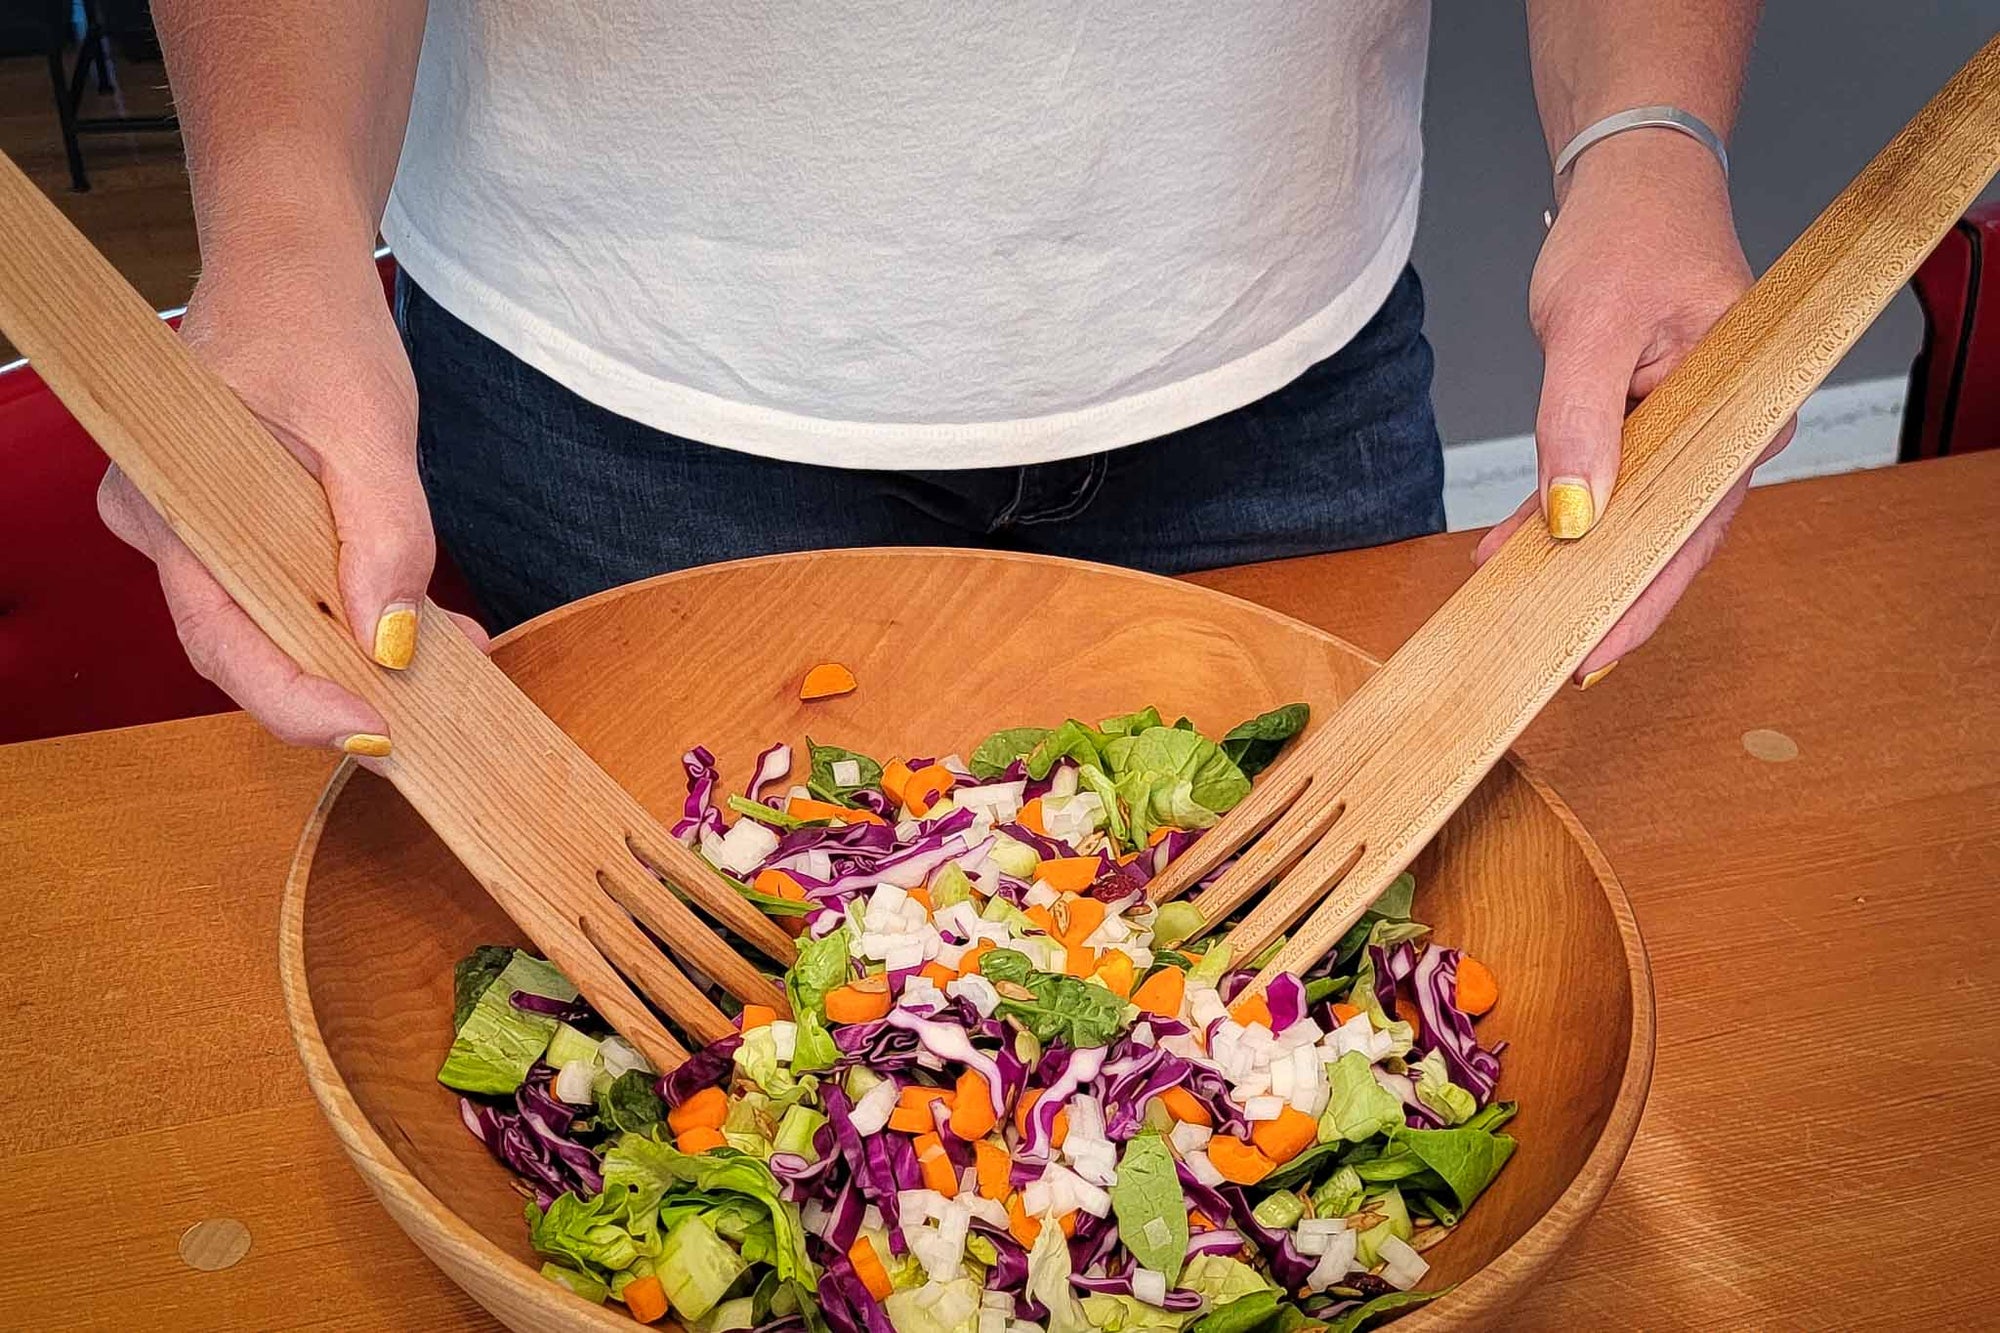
[2,452,1993,1331]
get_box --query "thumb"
[318,442,437,671]
[1534,320,1644,542]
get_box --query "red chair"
[1902,200,2000,459]
[0,253,478,746]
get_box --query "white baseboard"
[1441,373,1907,531]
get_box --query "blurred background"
[1,1,1995,526]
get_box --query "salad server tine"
[0,150,792,1067]
[1177,35,2000,991]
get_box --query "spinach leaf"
[1330,873,1420,968]
[452,944,515,1031]
[1111,1131,1188,1281]
[970,726,1052,779]
[1259,1139,1346,1192]
[977,948,1035,987]
[1219,703,1310,779]
[784,927,853,1020]
[1463,1100,1518,1134]
[804,737,882,807]
[600,1069,666,1135]
[1387,1123,1516,1211]
[1322,1288,1448,1333]
[991,965,1127,1049]
[1190,1291,1314,1333]
[1304,974,1353,1005]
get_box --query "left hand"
[1472,132,1793,685]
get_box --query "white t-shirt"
[383,3,1431,470]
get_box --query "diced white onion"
[1049,765,1080,799]
[831,759,862,787]
[1184,1150,1227,1188]
[711,818,781,875]
[1377,1234,1430,1290]
[1244,1095,1286,1122]
[1168,1120,1213,1154]
[1131,1267,1168,1306]
[596,1035,651,1079]
[770,1020,799,1061]
[553,1060,596,1106]
[1024,880,1059,908]
[849,1078,899,1135]
[1307,1227,1359,1290]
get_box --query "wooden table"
[2,453,1993,1330]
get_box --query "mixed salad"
[440,702,1515,1333]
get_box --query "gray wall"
[1414,2,2000,446]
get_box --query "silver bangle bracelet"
[1544,105,1729,227]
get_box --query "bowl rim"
[278,545,1655,1330]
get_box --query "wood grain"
[283,548,1648,1331]
[0,148,796,1070]
[0,454,1992,1329]
[1150,33,2000,990]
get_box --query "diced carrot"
[1455,955,1499,1016]
[1116,852,1139,866]
[1006,1194,1041,1248]
[1024,904,1060,937]
[974,1141,1011,1201]
[667,1086,728,1135]
[738,1004,777,1032]
[1037,858,1100,895]
[960,939,997,975]
[950,1069,999,1140]
[890,1085,956,1134]
[1011,1090,1069,1147]
[903,764,957,817]
[882,759,915,803]
[915,1132,960,1197]
[1015,798,1049,836]
[1207,1135,1276,1185]
[848,1236,894,1301]
[676,1126,728,1155]
[1147,825,1180,847]
[1058,1211,1078,1238]
[787,797,855,823]
[824,976,892,1025]
[799,662,857,700]
[1230,992,1274,1029]
[753,868,808,901]
[1189,1210,1215,1231]
[1057,895,1106,946]
[1396,996,1423,1040]
[1095,950,1136,999]
[622,1274,669,1324]
[1330,1002,1362,1025]
[920,961,957,989]
[1156,1086,1212,1127]
[1250,1106,1319,1164]
[1063,945,1097,979]
[906,885,934,914]
[1131,967,1186,1018]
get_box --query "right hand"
[97,256,488,755]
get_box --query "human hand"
[97,253,487,754]
[1473,132,1791,686]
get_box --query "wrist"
[1557,129,1732,213]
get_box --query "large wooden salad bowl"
[280,548,1653,1330]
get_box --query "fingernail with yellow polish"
[1546,478,1596,540]
[373,603,419,670]
[341,733,393,758]
[1577,661,1619,691]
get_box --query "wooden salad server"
[1149,34,2000,992]
[0,151,799,1073]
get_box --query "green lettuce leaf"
[1411,1050,1476,1127]
[789,1010,839,1075]
[1150,901,1205,950]
[805,738,883,807]
[785,927,853,1020]
[1310,1165,1365,1218]
[656,1212,749,1320]
[539,1262,609,1304]
[1077,762,1132,847]
[1028,1215,1091,1333]
[438,950,577,1094]
[1323,1288,1447,1333]
[525,1183,660,1278]
[1320,1051,1405,1143]
[970,726,1052,779]
[600,1135,816,1285]
[1111,1131,1188,1281]
[452,944,515,1031]
[1101,726,1251,845]
[1025,720,1111,780]
[1179,1253,1273,1308]
[884,1276,984,1333]
[1387,1123,1516,1212]
[1219,703,1310,780]
[1082,1295,1200,1332]
[1188,1290,1314,1333]
[1097,706,1165,738]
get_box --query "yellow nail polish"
[341,733,393,758]
[373,605,419,670]
[1546,479,1596,540]
[1577,661,1619,691]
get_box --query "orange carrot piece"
[739,1004,777,1032]
[1023,904,1060,937]
[1015,798,1049,836]
[1063,945,1097,979]
[1131,967,1186,1018]
[1094,950,1136,999]
[799,662,857,700]
[882,759,915,803]
[676,1126,728,1155]
[950,1069,999,1140]
[753,867,808,901]
[1330,1002,1362,1025]
[920,960,957,989]
[915,1132,960,1197]
[1208,1135,1276,1185]
[1230,992,1274,1029]
[622,1274,669,1323]
[1147,825,1180,847]
[1057,895,1106,946]
[1037,857,1100,895]
[960,939,997,975]
[1007,1194,1041,1248]
[1058,1210,1078,1238]
[903,764,957,817]
[1396,996,1423,1040]
[890,1085,954,1134]
[1156,1086,1213,1127]
[1455,955,1499,1016]
[1250,1106,1319,1164]
[667,1086,728,1135]
[786,796,854,823]
[906,884,933,914]
[824,976,892,1025]
[1189,1210,1216,1231]
[1011,1090,1069,1147]
[974,1141,1012,1201]
[848,1236,894,1301]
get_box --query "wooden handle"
[1240,32,2000,983]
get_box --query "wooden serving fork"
[1150,35,2000,991]
[0,153,796,1073]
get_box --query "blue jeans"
[400,267,1445,629]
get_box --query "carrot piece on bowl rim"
[799,662,857,700]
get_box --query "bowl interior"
[293,549,1645,1323]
